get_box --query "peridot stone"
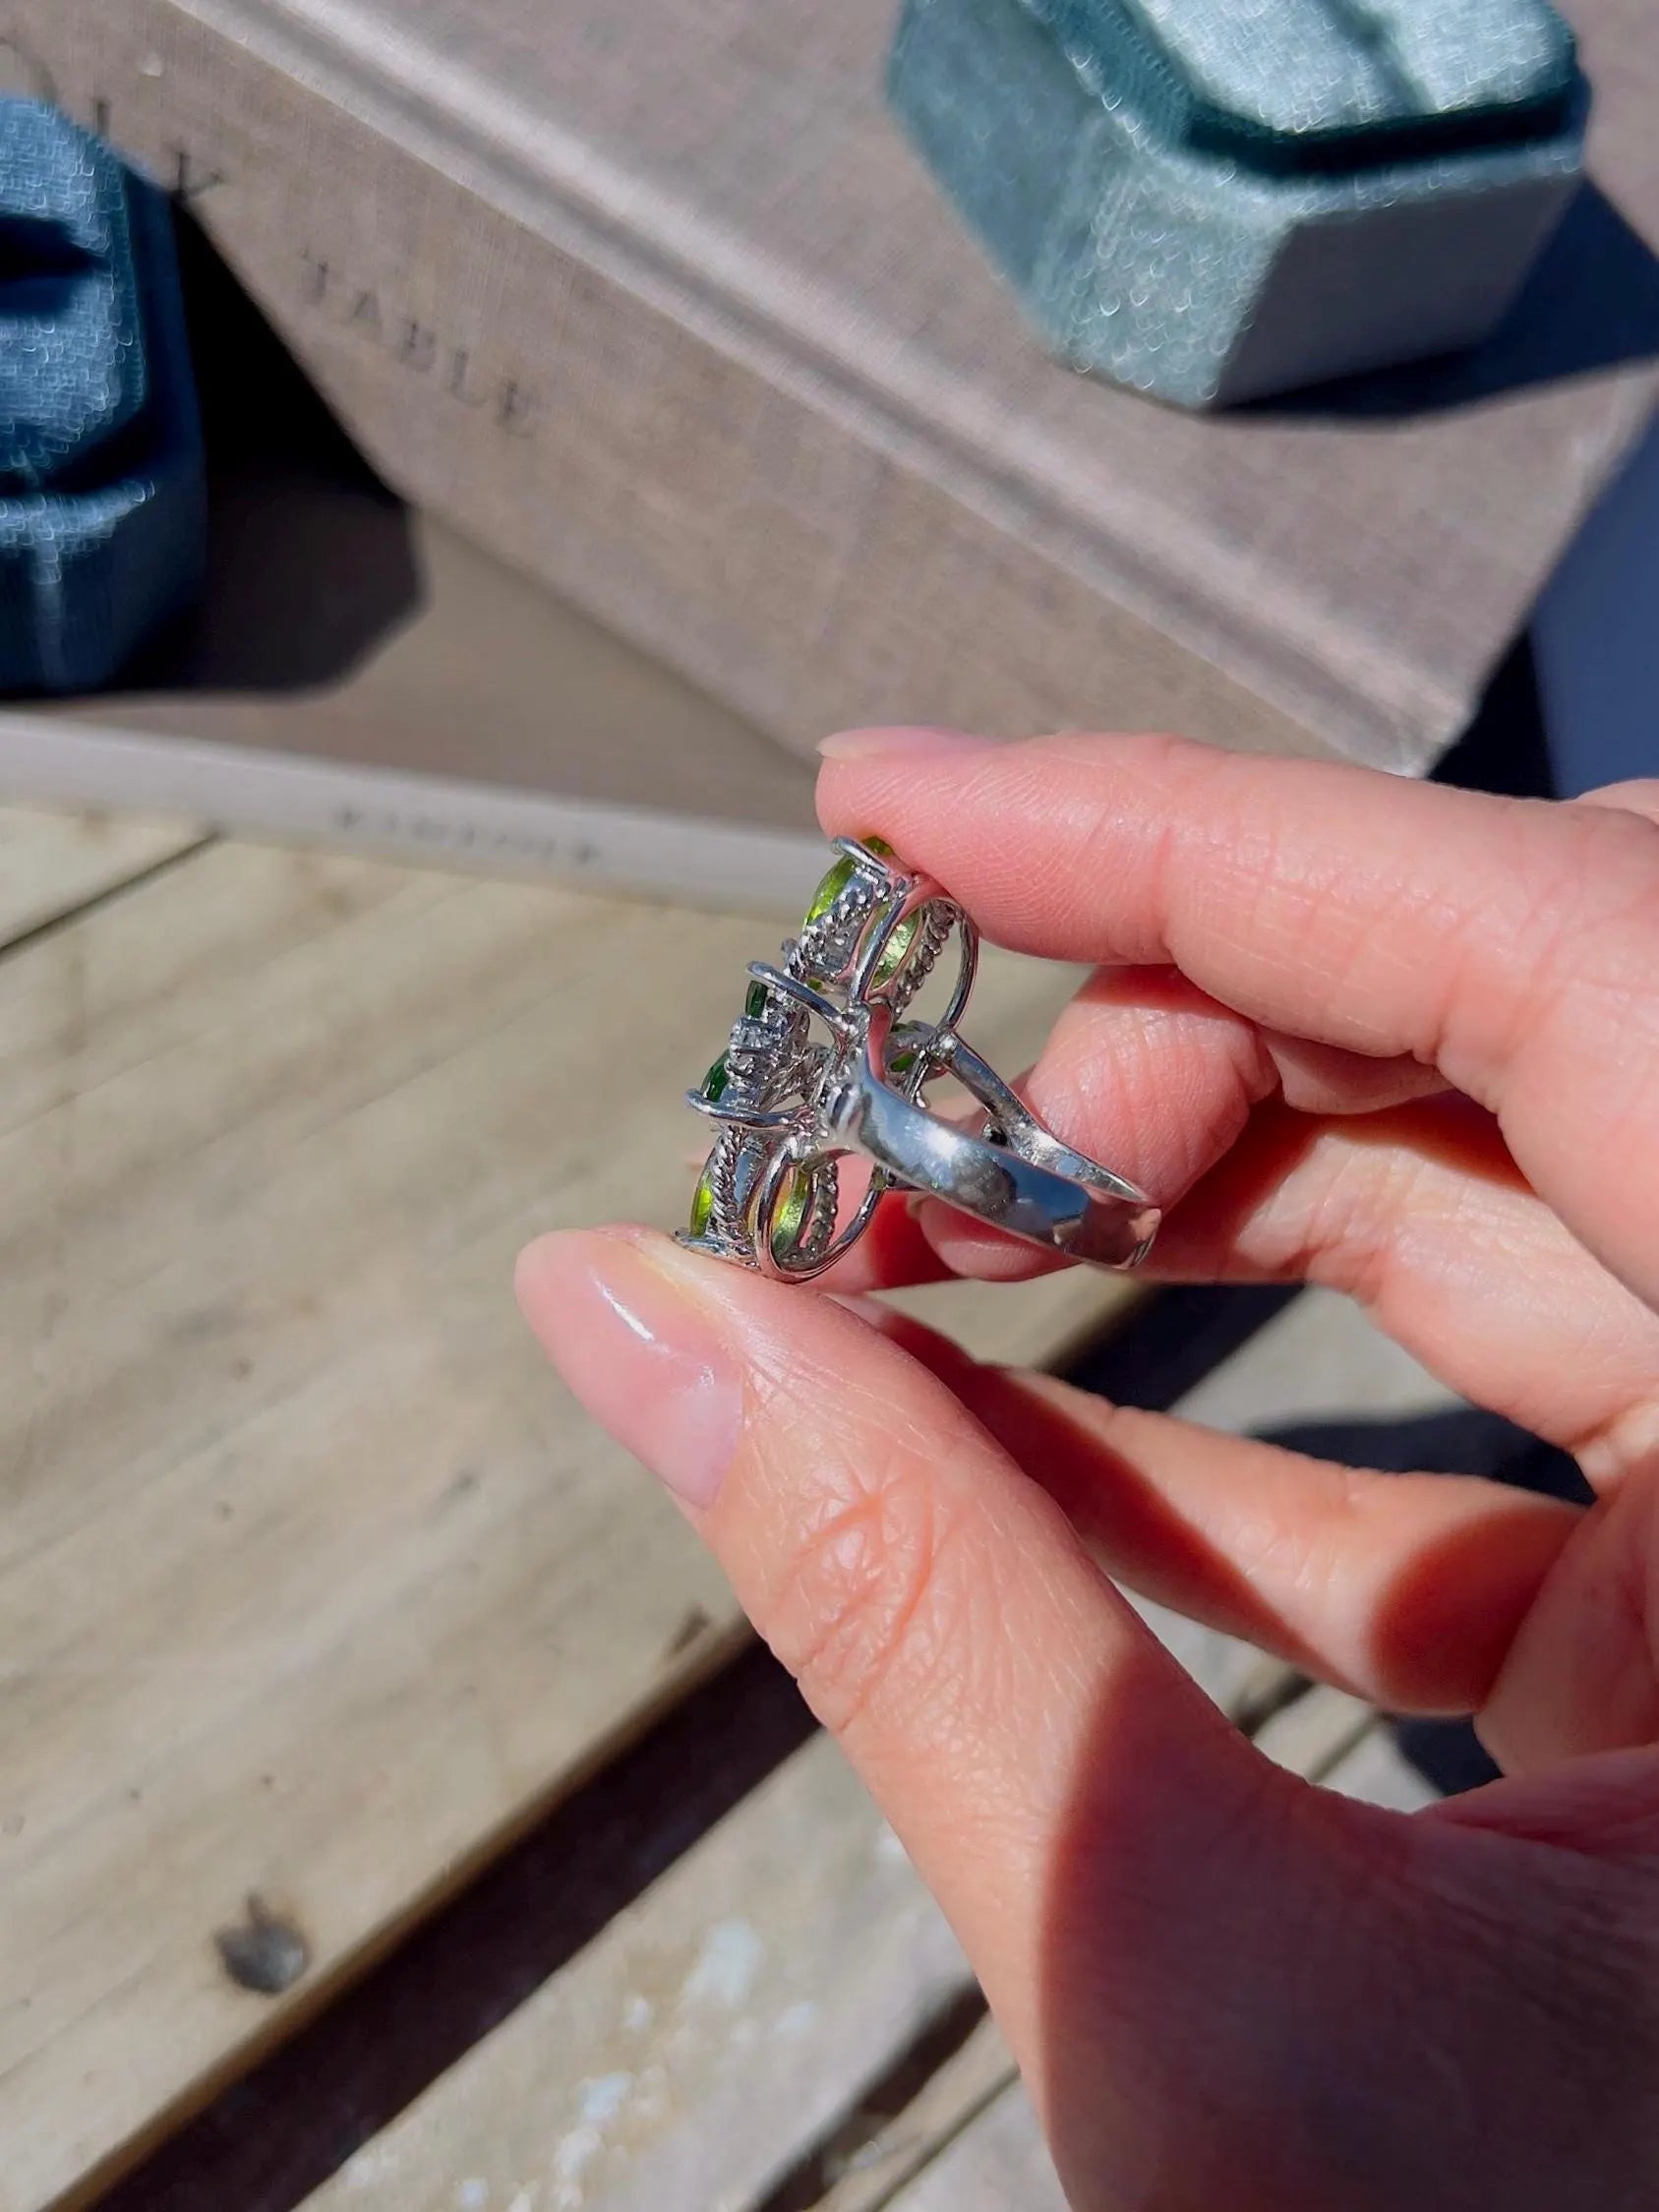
[688,1164,716,1238]
[803,833,894,928]
[768,1164,811,1261]
[804,835,918,988]
[872,913,918,990]
[743,980,768,1019]
[702,1052,730,1102]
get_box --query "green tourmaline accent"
[688,1164,716,1238]
[743,980,768,1019]
[702,1052,730,1102]
[803,833,894,928]
[768,1164,812,1262]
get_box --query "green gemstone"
[688,1164,716,1238]
[804,859,852,929]
[743,980,768,1019]
[872,913,918,989]
[768,1165,811,1262]
[803,833,894,928]
[702,1052,730,1102]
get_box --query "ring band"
[680,836,1159,1279]
[826,1012,1159,1271]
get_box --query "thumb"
[517,1228,1370,2193]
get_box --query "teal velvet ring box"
[0,101,205,691]
[889,0,1588,407]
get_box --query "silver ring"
[679,836,1159,1281]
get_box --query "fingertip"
[514,1223,644,1324]
[512,1223,744,1511]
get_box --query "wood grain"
[881,2082,1068,2212]
[0,835,1121,2212]
[806,2011,1016,2212]
[0,804,204,950]
[311,1734,970,2212]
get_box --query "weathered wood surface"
[1175,1283,1457,1436]
[0,825,1124,2212]
[0,803,204,947]
[881,2078,1069,2212]
[809,2011,1015,2212]
[1324,1721,1442,1815]
[315,1734,968,2212]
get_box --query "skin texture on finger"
[1033,966,1447,1178]
[1428,1742,1659,1857]
[819,732,1659,1311]
[849,1297,1576,1714]
[1480,1461,1659,1775]
[1145,1098,1659,1481]
[842,1081,1659,1484]
[520,1228,1659,2209]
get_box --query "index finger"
[819,731,1659,1311]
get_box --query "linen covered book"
[7,0,1658,776]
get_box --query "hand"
[517,733,1659,2211]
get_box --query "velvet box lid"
[0,100,205,691]
[891,0,1589,406]
[1050,0,1579,156]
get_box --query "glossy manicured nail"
[514,1228,741,1511]
[817,726,997,760]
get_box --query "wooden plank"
[1175,1285,1456,1437]
[879,2084,1066,2212]
[809,2013,1015,2212]
[1254,1686,1378,1786]
[310,1736,969,2212]
[1323,1722,1441,1815]
[0,802,204,949]
[0,842,1121,2212]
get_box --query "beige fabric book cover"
[8,0,1658,773]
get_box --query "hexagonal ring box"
[890,0,1588,407]
[0,101,205,690]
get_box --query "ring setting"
[680,836,1159,1281]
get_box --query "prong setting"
[676,831,1151,1280]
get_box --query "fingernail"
[514,1228,741,1511]
[817,726,996,761]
